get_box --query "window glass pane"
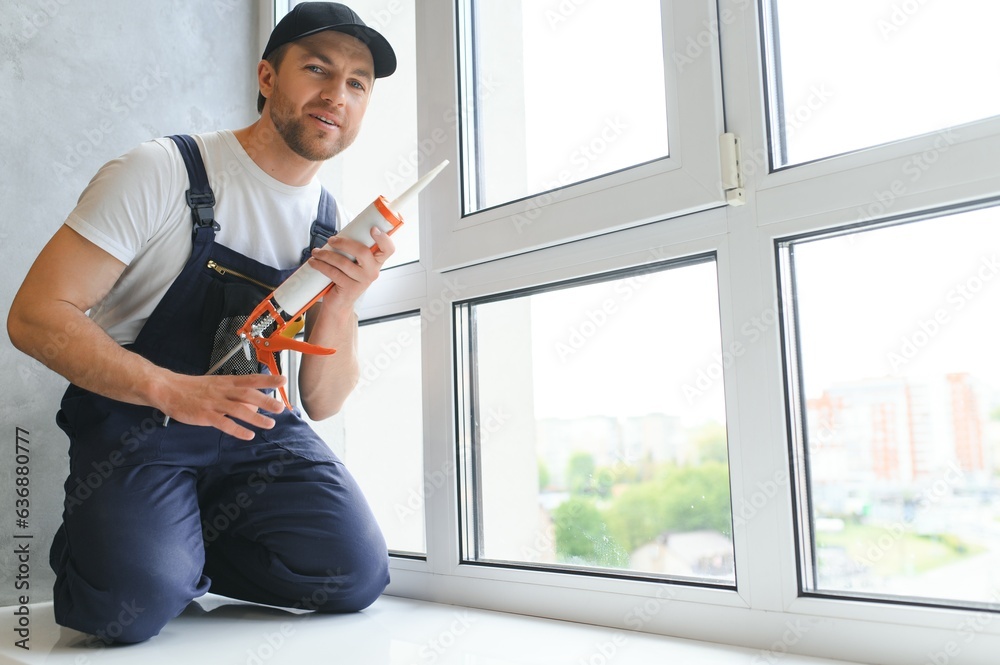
[768,0,1000,166]
[464,0,669,212]
[287,0,420,266]
[784,205,1000,607]
[304,314,425,555]
[465,260,733,584]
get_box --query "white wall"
[0,0,260,605]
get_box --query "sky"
[774,0,1000,165]
[792,207,1000,402]
[523,260,728,425]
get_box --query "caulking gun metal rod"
[204,338,249,376]
[162,339,247,427]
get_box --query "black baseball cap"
[262,2,397,78]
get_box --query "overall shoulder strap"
[301,187,340,262]
[166,134,219,233]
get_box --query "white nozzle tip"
[391,159,450,212]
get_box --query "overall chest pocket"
[200,260,278,376]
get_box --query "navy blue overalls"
[49,135,389,644]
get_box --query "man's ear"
[258,59,276,101]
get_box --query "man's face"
[265,31,374,161]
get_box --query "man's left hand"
[306,226,395,314]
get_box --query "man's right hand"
[152,372,288,440]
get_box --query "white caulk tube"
[271,159,449,318]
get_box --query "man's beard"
[268,85,357,161]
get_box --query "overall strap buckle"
[185,190,217,229]
[167,134,220,233]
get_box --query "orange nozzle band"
[373,195,404,232]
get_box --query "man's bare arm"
[6,226,285,439]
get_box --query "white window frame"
[752,0,1000,232]
[424,0,728,270]
[268,1,1000,662]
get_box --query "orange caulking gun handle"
[253,344,293,411]
[249,333,336,358]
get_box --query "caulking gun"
[200,159,449,412]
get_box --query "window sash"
[425,0,727,271]
[778,200,1000,611]
[455,254,737,586]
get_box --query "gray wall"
[0,0,260,605]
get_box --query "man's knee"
[87,598,156,644]
[298,551,390,614]
[53,563,206,644]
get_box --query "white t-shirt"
[66,130,338,345]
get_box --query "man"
[6,2,396,644]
